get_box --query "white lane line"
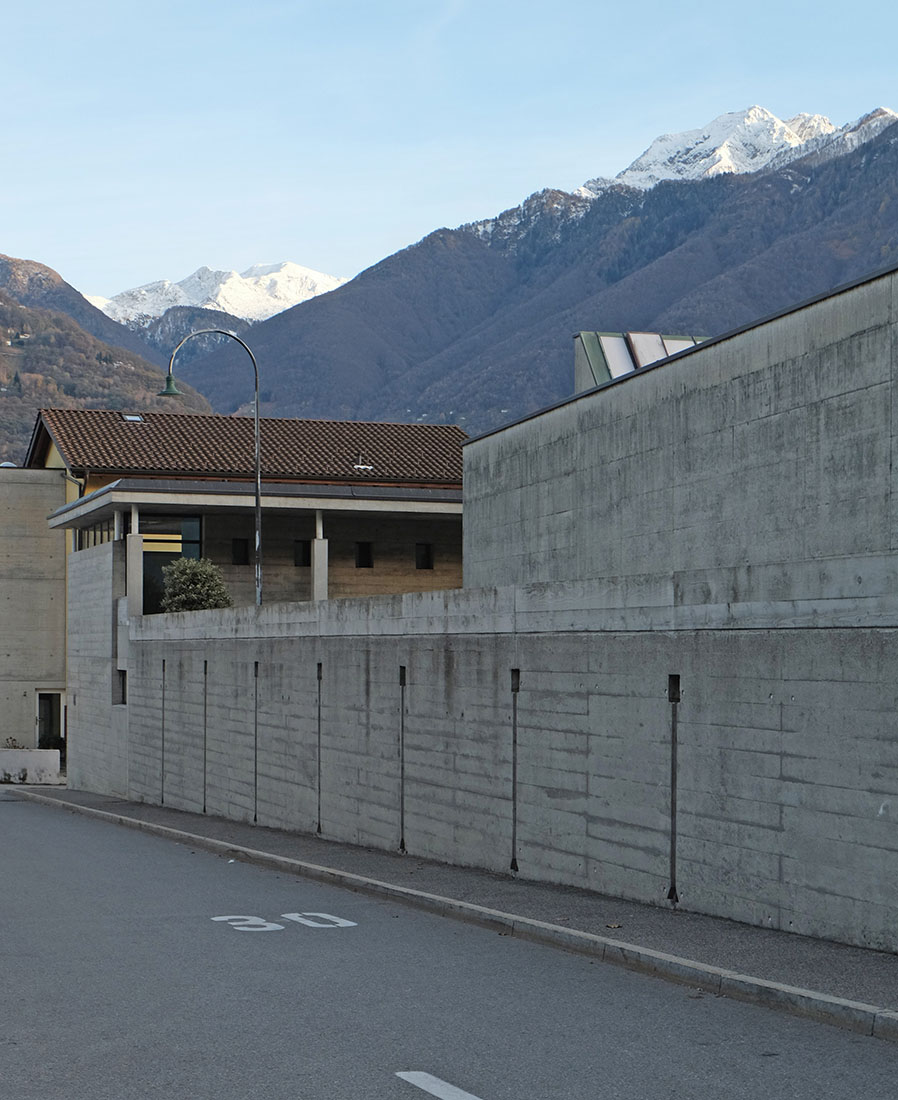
[395,1071,485,1100]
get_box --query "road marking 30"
[211,912,357,931]
[396,1071,485,1100]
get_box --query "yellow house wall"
[0,469,67,745]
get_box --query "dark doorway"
[37,693,65,767]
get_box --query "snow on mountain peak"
[611,106,833,190]
[88,261,348,326]
[785,112,836,143]
[576,106,897,199]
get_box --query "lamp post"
[159,329,263,607]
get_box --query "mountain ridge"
[88,261,348,327]
[4,102,898,449]
[177,112,898,435]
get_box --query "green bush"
[161,557,233,613]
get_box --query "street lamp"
[159,329,263,607]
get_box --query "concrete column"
[113,510,123,541]
[131,504,139,533]
[126,534,144,618]
[311,510,328,601]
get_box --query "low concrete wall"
[0,748,61,784]
[92,582,898,954]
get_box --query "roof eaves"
[23,412,56,469]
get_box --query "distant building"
[25,409,465,612]
[0,410,464,746]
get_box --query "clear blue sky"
[2,0,895,296]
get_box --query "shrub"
[161,557,233,613]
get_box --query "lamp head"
[157,373,183,397]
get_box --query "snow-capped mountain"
[466,105,896,250]
[88,261,348,327]
[578,105,897,195]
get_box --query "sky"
[2,0,896,297]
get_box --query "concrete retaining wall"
[64,267,898,953]
[93,583,898,954]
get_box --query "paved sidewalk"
[17,786,898,1042]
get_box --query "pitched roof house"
[26,409,465,612]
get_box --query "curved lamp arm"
[159,329,262,607]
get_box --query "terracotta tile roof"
[32,409,465,485]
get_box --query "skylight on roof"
[122,414,144,422]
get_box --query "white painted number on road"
[396,1072,485,1100]
[211,912,357,931]
[211,915,285,932]
[281,912,357,928]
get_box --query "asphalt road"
[2,790,895,1099]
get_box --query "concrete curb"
[18,789,894,1042]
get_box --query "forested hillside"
[0,294,210,463]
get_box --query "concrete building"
[56,264,898,953]
[0,466,66,748]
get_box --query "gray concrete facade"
[64,585,897,953]
[464,271,898,593]
[65,541,129,793]
[63,265,898,953]
[0,468,66,746]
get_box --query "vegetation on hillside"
[0,293,211,464]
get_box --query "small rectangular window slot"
[668,675,681,704]
[415,542,434,570]
[232,538,250,565]
[112,669,127,705]
[355,541,373,568]
[294,539,311,567]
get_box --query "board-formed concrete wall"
[64,265,898,953]
[0,468,66,745]
[463,270,898,593]
[66,541,129,794]
[107,586,898,953]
